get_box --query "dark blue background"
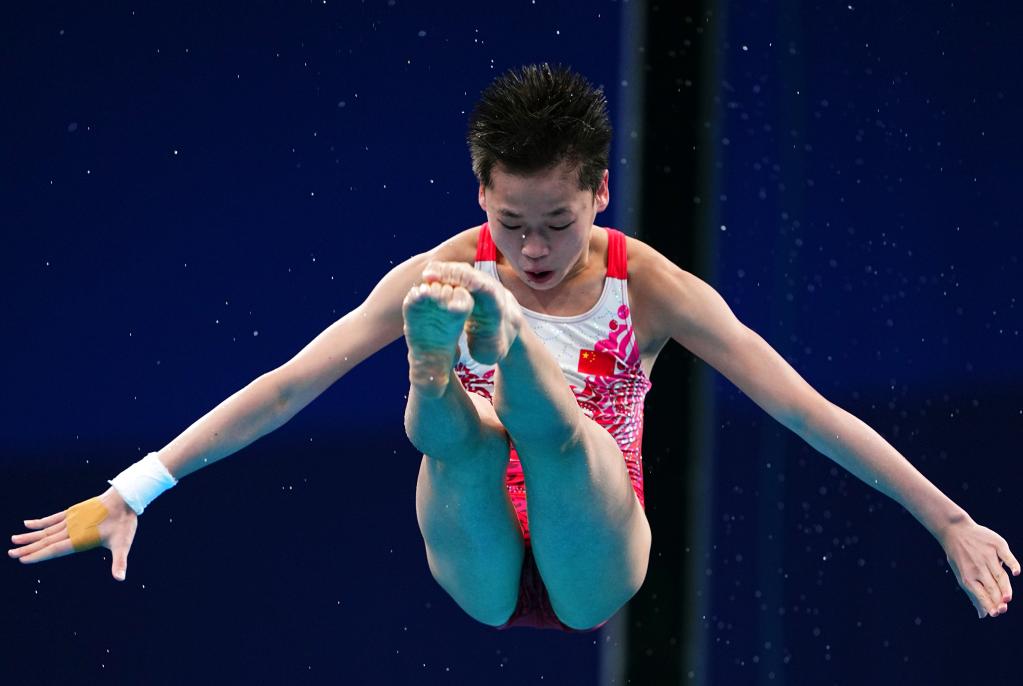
[3,2,1020,684]
[705,2,1021,684]
[2,3,621,684]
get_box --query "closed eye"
[499,221,573,231]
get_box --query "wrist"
[100,486,133,515]
[933,508,973,545]
[108,452,178,515]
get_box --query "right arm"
[9,232,472,574]
[163,243,450,478]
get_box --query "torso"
[437,224,671,378]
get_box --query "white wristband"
[107,452,178,515]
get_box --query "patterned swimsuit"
[453,222,653,632]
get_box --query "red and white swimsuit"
[453,222,653,632]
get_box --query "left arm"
[636,247,1020,618]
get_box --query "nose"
[520,233,548,260]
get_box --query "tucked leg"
[494,325,652,631]
[416,261,653,631]
[402,279,525,627]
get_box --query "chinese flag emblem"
[578,349,616,376]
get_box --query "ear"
[594,169,610,213]
[478,183,488,212]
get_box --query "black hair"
[467,63,612,193]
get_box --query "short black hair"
[467,63,612,194]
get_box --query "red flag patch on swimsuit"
[578,349,616,376]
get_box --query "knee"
[493,390,583,446]
[554,523,651,631]
[554,595,627,632]
[403,403,459,456]
[403,405,424,453]
[498,412,586,458]
[554,572,645,631]
[460,597,518,628]
[404,397,507,459]
[423,549,521,628]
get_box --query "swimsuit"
[453,222,652,632]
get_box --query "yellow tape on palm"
[66,497,108,552]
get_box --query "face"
[478,160,610,291]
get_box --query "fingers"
[996,540,1021,578]
[11,520,67,546]
[111,547,129,581]
[987,556,1013,607]
[960,578,989,618]
[9,525,69,561]
[978,538,1018,617]
[970,567,1007,618]
[955,558,1001,619]
[10,512,69,561]
[13,537,75,564]
[108,527,136,582]
[23,510,66,530]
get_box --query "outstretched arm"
[637,248,1020,619]
[160,250,432,478]
[8,243,451,578]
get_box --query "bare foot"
[402,280,474,397]
[421,261,521,365]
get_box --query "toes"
[449,286,474,313]
[422,261,482,291]
[404,282,473,315]
[420,261,449,284]
[429,282,473,313]
[402,286,424,311]
[429,282,454,300]
[404,282,444,305]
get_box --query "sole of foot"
[421,261,521,365]
[402,280,474,397]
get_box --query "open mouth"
[525,270,553,283]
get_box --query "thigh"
[414,395,526,627]
[516,416,652,631]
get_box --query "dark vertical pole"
[604,1,723,684]
[600,1,649,681]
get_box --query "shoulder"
[621,233,705,341]
[431,225,483,264]
[622,233,690,289]
[621,233,657,277]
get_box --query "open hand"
[939,517,1020,618]
[8,487,138,581]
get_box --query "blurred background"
[2,2,1019,684]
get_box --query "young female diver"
[9,64,1018,631]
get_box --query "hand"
[8,487,138,581]
[938,516,1020,618]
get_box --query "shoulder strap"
[476,222,497,262]
[480,223,626,275]
[605,227,628,279]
